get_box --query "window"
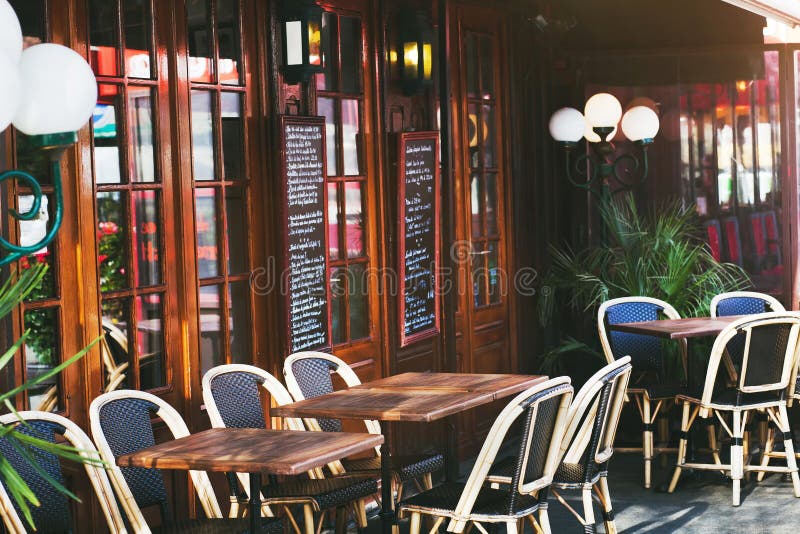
[187,0,253,375]
[89,0,167,391]
[317,11,371,345]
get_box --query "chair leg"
[707,420,723,470]
[669,401,691,493]
[355,499,368,529]
[334,506,347,534]
[732,411,744,506]
[409,512,421,534]
[582,485,596,534]
[303,504,315,534]
[778,405,800,498]
[538,505,551,534]
[642,394,653,489]
[758,426,775,482]
[595,477,617,534]
[229,497,241,518]
[422,472,433,490]
[505,520,518,534]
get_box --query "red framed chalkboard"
[397,131,441,347]
[279,115,330,353]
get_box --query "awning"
[721,0,800,27]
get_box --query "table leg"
[380,422,394,534]
[247,472,261,534]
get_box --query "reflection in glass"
[102,299,130,391]
[15,132,51,184]
[470,174,481,237]
[468,103,480,169]
[328,183,341,260]
[480,35,494,98]
[94,89,123,184]
[348,263,368,340]
[122,0,154,78]
[716,85,734,210]
[485,173,498,236]
[482,104,496,169]
[339,16,361,94]
[132,190,161,287]
[465,33,478,98]
[342,99,360,176]
[137,293,165,389]
[318,97,337,175]
[225,187,247,274]
[345,182,364,258]
[199,285,222,375]
[129,88,156,182]
[315,12,337,91]
[487,241,500,304]
[221,92,244,180]
[19,195,57,301]
[24,308,60,411]
[195,188,219,278]
[89,0,120,76]
[734,82,754,206]
[187,0,213,82]
[217,0,242,85]
[191,91,215,181]
[471,243,487,308]
[229,281,251,364]
[330,267,345,345]
[97,192,128,292]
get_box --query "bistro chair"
[0,410,127,534]
[488,357,632,534]
[597,296,687,488]
[89,389,282,533]
[668,313,800,506]
[398,377,573,534]
[283,351,444,501]
[202,363,377,534]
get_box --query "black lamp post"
[281,0,324,85]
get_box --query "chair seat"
[154,517,282,533]
[676,387,783,410]
[400,482,541,520]
[262,475,377,510]
[488,455,602,488]
[628,383,686,400]
[342,452,444,482]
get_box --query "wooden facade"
[1,0,800,529]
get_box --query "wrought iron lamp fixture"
[281,0,324,85]
[0,0,97,267]
[395,11,433,96]
[549,93,660,198]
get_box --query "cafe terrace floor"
[361,452,798,533]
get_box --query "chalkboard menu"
[397,132,441,347]
[280,116,329,352]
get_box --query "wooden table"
[117,428,384,534]
[272,372,546,534]
[609,315,744,340]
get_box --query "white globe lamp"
[621,106,660,143]
[0,52,21,130]
[584,92,622,128]
[548,107,585,143]
[0,0,22,63]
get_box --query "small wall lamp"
[281,0,324,85]
[0,0,97,267]
[549,92,660,199]
[395,11,433,96]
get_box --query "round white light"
[13,44,97,136]
[0,0,22,64]
[548,107,585,142]
[0,52,20,130]
[621,105,660,142]
[584,92,622,128]
[584,121,617,143]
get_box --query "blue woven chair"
[89,389,282,533]
[597,296,687,488]
[399,377,573,534]
[202,364,378,534]
[283,352,444,501]
[0,411,127,534]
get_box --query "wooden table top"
[116,428,384,474]
[272,372,547,423]
[609,315,744,340]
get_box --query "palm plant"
[0,263,101,527]
[539,194,749,375]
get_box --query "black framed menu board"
[397,131,441,347]
[279,116,329,352]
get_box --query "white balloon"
[0,52,20,130]
[13,43,97,136]
[0,0,22,63]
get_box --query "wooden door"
[451,4,515,453]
